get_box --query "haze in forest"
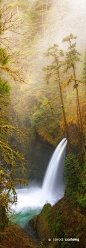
[0,1,86,245]
[1,0,86,147]
[11,0,85,104]
[32,0,86,81]
[1,0,83,148]
[47,0,86,50]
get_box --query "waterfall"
[42,138,67,203]
[12,138,67,213]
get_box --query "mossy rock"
[41,203,51,217]
[36,214,50,242]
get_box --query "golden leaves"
[61,75,73,89]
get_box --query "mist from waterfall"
[12,138,67,226]
[12,138,67,210]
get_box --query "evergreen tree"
[62,33,85,148]
[43,44,71,151]
[64,154,80,197]
[82,50,86,84]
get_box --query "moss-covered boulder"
[31,199,86,248]
[31,152,86,248]
[30,204,51,246]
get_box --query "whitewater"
[12,138,67,215]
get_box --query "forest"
[0,0,86,248]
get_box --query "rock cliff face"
[30,198,86,248]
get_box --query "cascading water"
[11,138,67,226]
[42,138,67,203]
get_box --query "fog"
[30,0,85,89]
[24,0,86,82]
[36,0,86,56]
[51,0,86,50]
[2,0,86,112]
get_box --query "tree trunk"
[58,79,71,152]
[72,65,85,148]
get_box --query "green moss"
[55,223,60,236]
[33,195,86,247]
[41,203,51,219]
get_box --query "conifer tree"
[82,51,86,84]
[62,33,84,148]
[43,44,71,151]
